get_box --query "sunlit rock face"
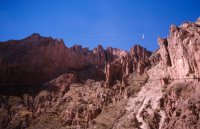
[104,44,152,85]
[114,18,200,129]
[130,45,152,75]
[0,34,152,129]
[1,18,200,129]
[158,19,200,79]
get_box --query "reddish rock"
[105,60,123,86]
[113,18,200,129]
[104,45,152,85]
[0,35,108,84]
[157,18,200,79]
[130,45,152,75]
[0,35,152,86]
[130,44,152,63]
[158,37,171,67]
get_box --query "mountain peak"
[28,33,41,39]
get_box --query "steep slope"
[0,18,199,129]
[114,18,200,129]
[0,34,151,84]
[0,34,152,129]
[0,33,107,83]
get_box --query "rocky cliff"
[0,18,200,129]
[0,33,151,84]
[0,34,106,83]
[114,18,200,129]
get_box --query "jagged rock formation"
[0,72,148,129]
[0,34,107,83]
[0,33,152,129]
[130,45,152,75]
[105,45,152,85]
[158,19,200,79]
[114,18,200,129]
[0,18,200,129]
[0,34,151,84]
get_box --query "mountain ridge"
[0,18,200,129]
[0,34,152,84]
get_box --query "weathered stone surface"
[130,44,152,63]
[161,82,200,129]
[0,35,151,86]
[104,45,152,85]
[157,18,200,79]
[114,18,200,129]
[158,37,171,67]
[130,45,152,75]
[1,18,200,129]
[0,34,107,84]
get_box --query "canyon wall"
[0,18,200,129]
[0,34,152,84]
[115,18,200,129]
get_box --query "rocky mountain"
[0,18,200,129]
[114,18,200,129]
[0,33,151,84]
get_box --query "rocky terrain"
[0,18,200,129]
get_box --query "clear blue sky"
[0,0,199,51]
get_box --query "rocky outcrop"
[105,45,152,85]
[161,82,200,129]
[0,33,153,128]
[0,34,105,84]
[158,19,200,79]
[158,37,171,67]
[0,70,140,129]
[130,45,152,63]
[130,45,152,75]
[114,18,200,129]
[105,59,123,86]
[0,34,153,129]
[1,17,200,129]
[0,35,151,85]
[105,47,128,61]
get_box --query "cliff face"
[0,33,105,83]
[105,45,152,85]
[158,19,200,79]
[0,34,68,83]
[0,33,152,129]
[0,33,151,84]
[0,18,200,129]
[115,18,200,129]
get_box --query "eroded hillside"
[0,18,200,129]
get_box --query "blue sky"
[0,0,199,51]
